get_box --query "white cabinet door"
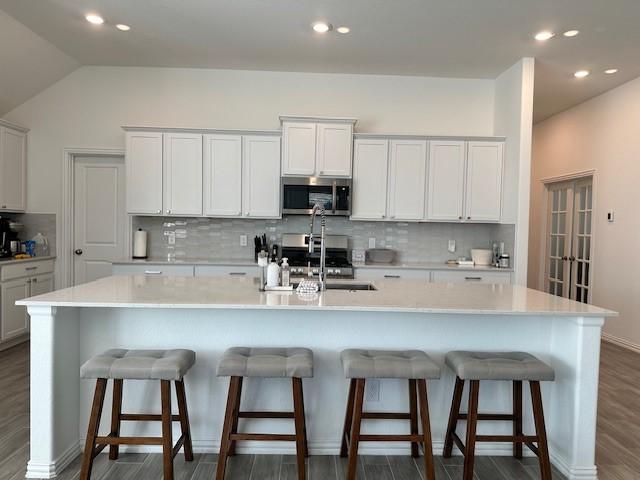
[163,133,203,216]
[427,140,466,221]
[0,278,30,340]
[126,132,163,214]
[29,274,54,297]
[387,140,427,221]
[0,127,27,212]
[316,123,353,177]
[351,139,388,220]
[431,270,511,284]
[112,264,195,276]
[243,136,281,218]
[194,265,259,277]
[465,141,503,222]
[282,122,317,176]
[203,134,242,217]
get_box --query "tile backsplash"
[134,216,515,264]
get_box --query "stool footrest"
[458,413,514,421]
[96,435,164,446]
[359,434,424,442]
[238,411,294,419]
[120,413,181,422]
[361,412,412,420]
[229,433,297,441]
[476,435,539,443]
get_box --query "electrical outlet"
[240,234,247,247]
[607,210,614,223]
[448,239,456,253]
[365,379,381,403]
[167,232,176,245]
[368,237,376,249]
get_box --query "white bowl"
[471,249,493,265]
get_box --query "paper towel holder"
[132,228,148,259]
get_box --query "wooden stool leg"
[409,379,419,458]
[228,376,243,457]
[443,377,464,457]
[292,378,307,480]
[80,378,107,480]
[530,381,552,480]
[298,377,309,458]
[175,379,194,461]
[340,379,357,457]
[160,380,174,480]
[462,380,480,480]
[346,379,365,480]
[216,376,241,480]
[108,379,123,460]
[513,380,523,459]
[417,380,435,480]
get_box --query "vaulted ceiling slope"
[0,9,79,116]
[1,0,639,122]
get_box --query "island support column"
[26,306,81,479]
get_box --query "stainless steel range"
[280,233,353,279]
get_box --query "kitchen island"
[18,275,615,480]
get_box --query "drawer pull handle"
[144,270,162,275]
[229,272,247,276]
[25,266,38,271]
[465,277,482,281]
[384,275,401,279]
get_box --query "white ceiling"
[1,0,639,122]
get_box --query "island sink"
[293,282,377,291]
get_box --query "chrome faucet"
[308,203,327,291]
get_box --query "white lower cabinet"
[112,264,195,276]
[431,270,511,284]
[194,265,258,276]
[0,260,55,345]
[354,268,430,280]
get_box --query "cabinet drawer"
[112,264,195,276]
[354,268,430,280]
[194,265,259,277]
[431,270,511,284]
[1,259,55,282]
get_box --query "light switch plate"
[448,239,456,253]
[607,210,614,223]
[240,234,247,247]
[368,237,376,249]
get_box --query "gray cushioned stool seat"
[445,351,555,381]
[217,347,314,378]
[341,349,441,379]
[80,349,196,381]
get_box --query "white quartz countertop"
[112,258,512,272]
[18,275,616,317]
[0,256,56,266]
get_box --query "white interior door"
[74,156,126,285]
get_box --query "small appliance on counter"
[470,248,493,266]
[365,248,396,265]
[498,253,511,269]
[0,217,22,258]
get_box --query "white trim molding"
[59,147,127,288]
[602,332,640,354]
[541,169,596,185]
[0,118,29,133]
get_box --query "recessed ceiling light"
[312,22,332,33]
[534,31,555,41]
[604,69,618,74]
[563,30,580,37]
[336,26,350,34]
[85,13,104,25]
[574,70,590,78]
[116,24,130,31]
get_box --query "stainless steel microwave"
[281,177,351,215]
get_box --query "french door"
[545,177,593,303]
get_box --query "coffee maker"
[0,217,16,258]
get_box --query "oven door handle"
[332,180,337,214]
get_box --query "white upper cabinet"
[126,131,163,214]
[281,122,316,175]
[388,140,427,221]
[203,134,242,217]
[427,140,466,221]
[281,117,355,177]
[465,141,504,222]
[163,133,203,216]
[316,123,353,177]
[351,139,389,220]
[0,124,27,212]
[243,135,281,218]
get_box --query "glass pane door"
[571,179,593,303]
[546,183,572,297]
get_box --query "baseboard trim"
[602,332,640,354]
[0,335,29,352]
[26,443,81,479]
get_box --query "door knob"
[75,249,83,255]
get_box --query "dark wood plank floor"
[0,341,635,479]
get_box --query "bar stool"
[215,347,313,480]
[442,351,555,480]
[339,349,441,480]
[79,349,196,480]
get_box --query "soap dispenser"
[267,259,280,287]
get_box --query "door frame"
[59,148,130,288]
[538,169,597,298]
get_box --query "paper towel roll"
[133,229,148,259]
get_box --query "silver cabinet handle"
[1,205,6,209]
[166,209,171,214]
[26,266,38,270]
[229,272,247,276]
[157,209,162,214]
[384,274,401,279]
[465,277,482,281]
[458,216,463,220]
[26,279,32,284]
[32,277,38,283]
[467,216,471,220]
[144,270,162,275]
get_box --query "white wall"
[530,76,640,350]
[493,58,535,285]
[3,66,495,214]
